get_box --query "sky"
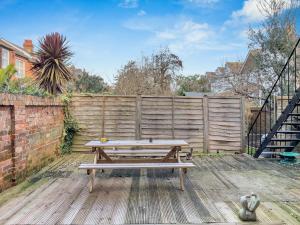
[0,0,299,83]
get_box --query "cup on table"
[100,137,108,142]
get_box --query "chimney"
[23,39,33,53]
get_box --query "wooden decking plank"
[124,169,141,224]
[83,171,121,224]
[183,176,216,223]
[154,169,177,224]
[214,202,239,223]
[194,189,225,222]
[0,179,52,222]
[58,180,90,224]
[167,180,189,224]
[42,178,86,224]
[4,178,61,225]
[176,179,206,223]
[110,171,132,225]
[263,201,300,225]
[32,177,83,224]
[138,169,151,224]
[146,169,162,224]
[23,178,73,224]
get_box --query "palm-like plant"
[33,32,73,95]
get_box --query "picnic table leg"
[88,152,97,193]
[172,154,176,173]
[179,168,184,191]
[177,148,184,191]
[98,148,105,173]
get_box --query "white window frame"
[15,59,25,78]
[1,48,9,68]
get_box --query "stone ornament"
[239,193,260,221]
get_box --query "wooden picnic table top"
[85,139,188,148]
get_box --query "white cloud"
[118,0,138,8]
[227,0,296,25]
[123,16,244,54]
[231,0,265,23]
[153,20,216,52]
[137,10,146,16]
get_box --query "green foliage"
[176,74,211,96]
[74,70,108,93]
[0,64,17,90]
[0,65,49,97]
[33,32,73,95]
[60,93,79,154]
[60,116,79,154]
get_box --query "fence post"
[240,97,245,153]
[101,96,105,137]
[136,95,142,140]
[203,96,209,153]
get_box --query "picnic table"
[79,139,195,192]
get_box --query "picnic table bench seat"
[80,162,194,192]
[79,162,195,169]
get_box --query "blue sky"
[0,0,299,83]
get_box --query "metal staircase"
[247,38,300,158]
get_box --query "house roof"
[0,38,35,62]
[239,49,260,74]
[225,61,243,74]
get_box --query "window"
[15,59,25,78]
[1,48,9,68]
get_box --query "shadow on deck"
[0,154,299,225]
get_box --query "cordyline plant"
[32,32,73,95]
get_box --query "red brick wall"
[0,94,64,191]
[0,106,13,190]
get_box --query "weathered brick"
[0,94,64,191]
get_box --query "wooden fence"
[69,94,245,153]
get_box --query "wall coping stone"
[0,94,64,106]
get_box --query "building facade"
[0,38,35,78]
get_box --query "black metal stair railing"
[247,38,300,158]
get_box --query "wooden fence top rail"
[71,94,242,99]
[85,139,189,147]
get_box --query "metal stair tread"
[266,145,294,148]
[271,138,300,141]
[276,130,300,133]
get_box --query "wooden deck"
[0,154,299,225]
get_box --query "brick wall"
[0,94,64,191]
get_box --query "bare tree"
[114,47,183,95]
[151,48,183,95]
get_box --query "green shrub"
[60,93,79,154]
[0,65,50,97]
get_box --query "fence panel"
[70,94,244,153]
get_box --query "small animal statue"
[238,193,260,221]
